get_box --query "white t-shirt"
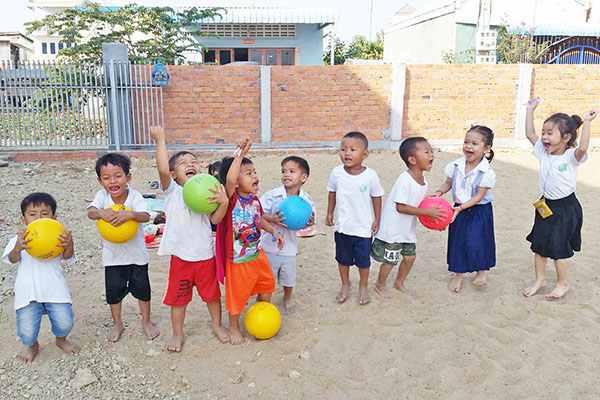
[326,165,385,238]
[533,138,587,200]
[158,178,214,262]
[3,236,77,311]
[260,185,316,256]
[376,171,427,244]
[444,157,496,204]
[88,187,150,266]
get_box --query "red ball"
[417,196,453,230]
[144,234,155,244]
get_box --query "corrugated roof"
[509,24,600,37]
[174,7,339,24]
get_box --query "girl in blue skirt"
[434,126,496,292]
[523,98,596,299]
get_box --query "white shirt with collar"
[260,185,316,257]
[3,237,77,311]
[444,157,496,204]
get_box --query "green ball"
[182,174,220,214]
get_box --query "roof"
[509,24,600,37]
[174,7,339,24]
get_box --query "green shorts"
[370,238,416,266]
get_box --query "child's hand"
[272,210,288,228]
[108,210,134,227]
[57,229,73,249]
[207,183,228,206]
[425,205,448,222]
[584,109,597,122]
[150,126,165,142]
[98,208,117,222]
[273,232,284,250]
[526,97,542,112]
[306,213,315,227]
[371,220,379,236]
[235,138,252,158]
[325,213,334,226]
[200,160,211,169]
[14,229,32,252]
[450,207,461,223]
[428,190,443,198]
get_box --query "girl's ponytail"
[486,148,495,162]
[571,114,583,129]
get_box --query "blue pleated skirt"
[447,202,496,273]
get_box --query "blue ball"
[277,196,312,231]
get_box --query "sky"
[1,0,436,44]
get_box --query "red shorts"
[162,256,221,307]
[225,249,275,315]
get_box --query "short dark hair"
[168,151,195,171]
[399,136,429,166]
[21,192,57,216]
[95,153,131,177]
[342,131,368,149]
[219,156,253,185]
[281,156,310,176]
[208,161,222,179]
[544,113,583,149]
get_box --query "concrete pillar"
[514,64,533,146]
[102,43,130,151]
[260,66,271,143]
[388,62,406,142]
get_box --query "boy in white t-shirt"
[326,131,384,305]
[372,137,447,298]
[87,153,160,342]
[150,126,230,352]
[261,156,315,313]
[2,192,79,363]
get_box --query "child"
[325,131,384,305]
[150,126,230,352]
[87,153,160,342]
[261,156,315,312]
[216,138,283,344]
[208,161,222,180]
[2,193,79,362]
[434,126,496,293]
[522,98,596,299]
[372,137,447,298]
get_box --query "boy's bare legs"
[393,255,416,296]
[108,302,124,342]
[546,258,569,299]
[358,267,370,305]
[138,300,160,340]
[206,299,230,343]
[523,253,547,297]
[167,305,186,352]
[374,263,394,299]
[283,286,297,313]
[336,264,350,303]
[228,314,245,345]
[473,270,488,286]
[55,336,80,355]
[17,341,39,363]
[450,273,464,293]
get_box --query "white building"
[0,32,34,65]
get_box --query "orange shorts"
[225,249,275,315]
[163,256,221,307]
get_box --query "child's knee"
[16,305,42,346]
[47,303,74,338]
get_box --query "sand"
[1,148,599,399]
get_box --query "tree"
[25,3,223,64]
[346,33,383,60]
[323,36,347,65]
[497,23,550,64]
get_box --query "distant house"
[383,0,599,64]
[0,32,34,65]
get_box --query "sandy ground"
[1,148,600,399]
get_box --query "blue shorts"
[16,301,74,346]
[334,232,372,268]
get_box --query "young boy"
[325,131,384,305]
[150,126,230,352]
[261,156,315,313]
[87,153,159,342]
[2,193,79,362]
[372,137,447,298]
[217,138,283,344]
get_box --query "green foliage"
[497,23,550,64]
[25,3,223,64]
[442,48,476,64]
[323,33,384,65]
[323,37,347,65]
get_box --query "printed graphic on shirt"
[558,163,567,172]
[232,196,262,263]
[359,185,368,192]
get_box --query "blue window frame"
[42,43,47,54]
[58,42,64,50]
[50,43,56,54]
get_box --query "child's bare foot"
[546,282,569,299]
[523,279,546,297]
[166,334,185,352]
[283,297,298,313]
[374,283,393,299]
[359,286,371,305]
[55,337,80,355]
[450,276,463,293]
[16,342,39,363]
[213,325,231,343]
[393,281,416,297]
[473,271,487,286]
[142,320,160,340]
[229,327,245,345]
[336,283,350,303]
[108,321,124,342]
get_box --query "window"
[50,43,56,54]
[66,42,72,48]
[58,42,64,50]
[42,43,47,54]
[206,48,295,65]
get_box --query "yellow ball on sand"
[244,302,282,340]
[97,204,138,244]
[25,218,65,260]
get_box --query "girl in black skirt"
[434,126,496,293]
[523,98,596,299]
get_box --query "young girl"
[434,126,496,292]
[523,98,596,299]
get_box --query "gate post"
[102,43,130,151]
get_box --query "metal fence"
[0,60,163,150]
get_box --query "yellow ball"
[25,218,66,260]
[244,302,281,339]
[97,204,138,244]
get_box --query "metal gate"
[0,60,163,150]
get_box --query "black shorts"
[334,232,372,268]
[105,264,151,304]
